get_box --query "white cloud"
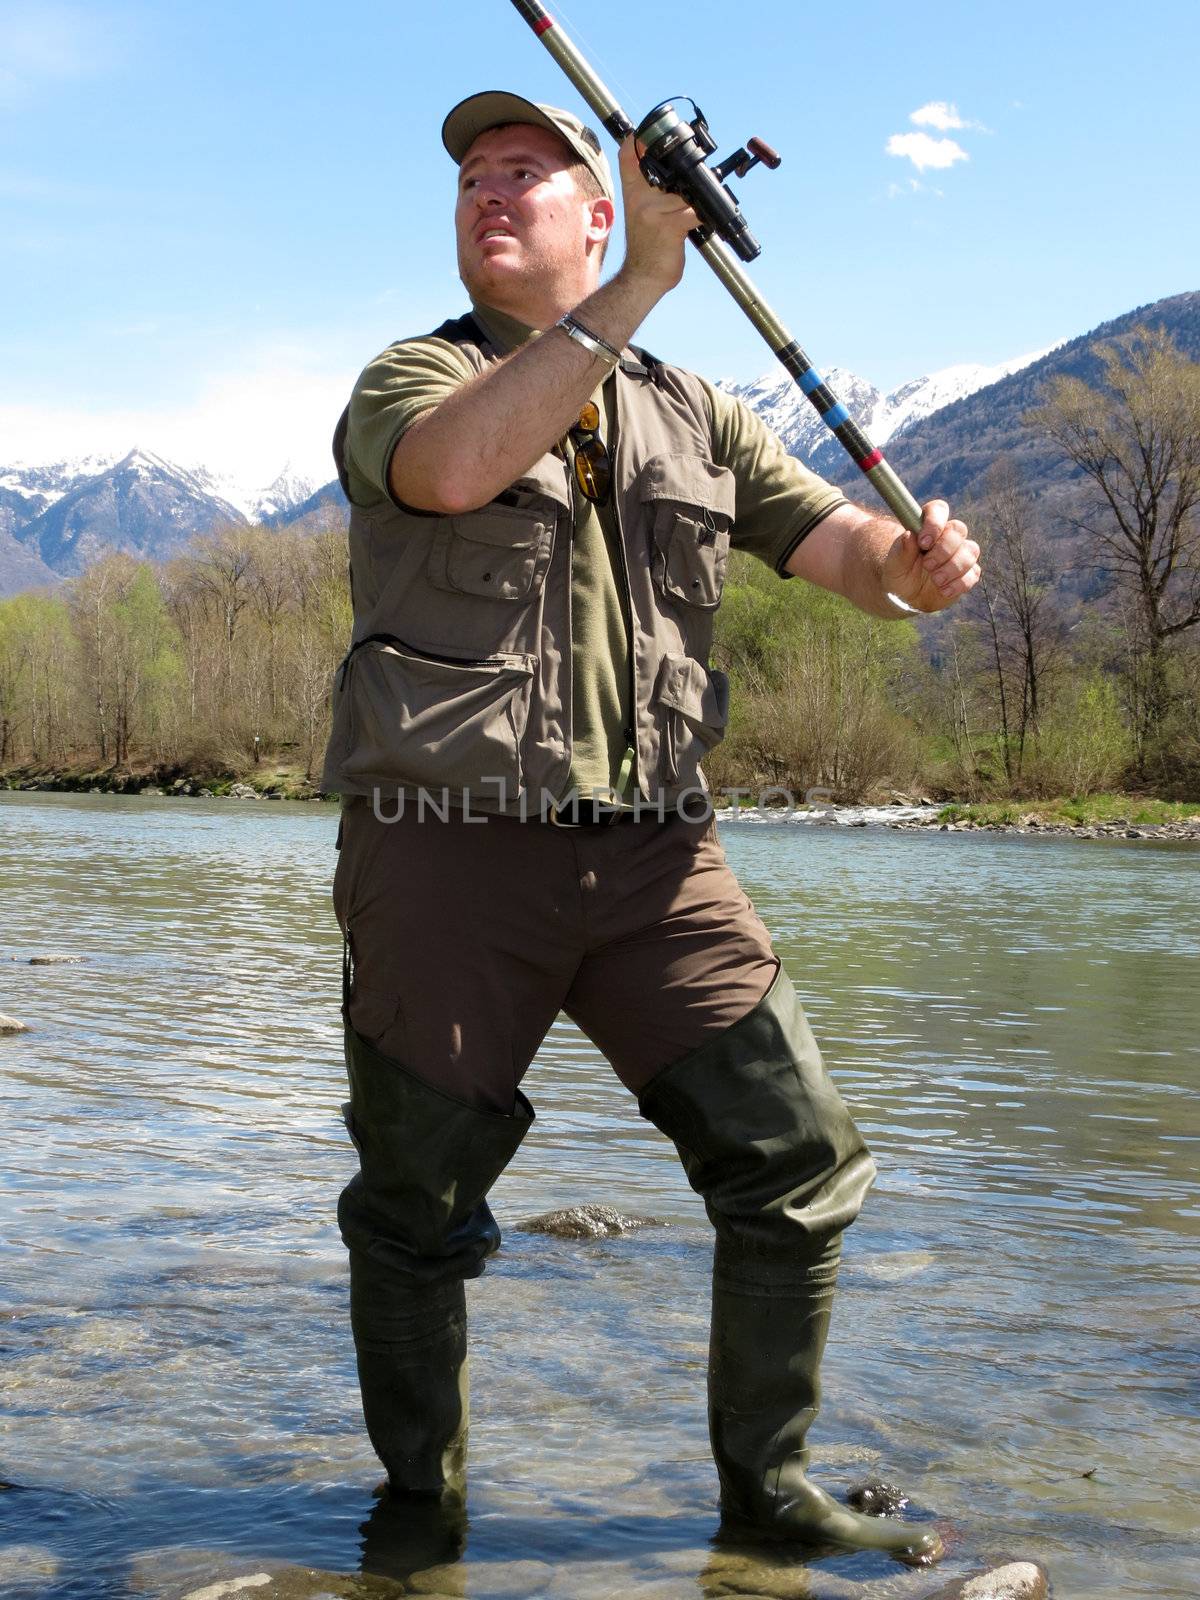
[885,132,969,173]
[911,101,968,132]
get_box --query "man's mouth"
[475,225,515,245]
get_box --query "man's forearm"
[390,270,665,515]
[786,503,913,618]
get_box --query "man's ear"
[585,196,615,250]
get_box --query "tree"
[1027,329,1200,771]
[68,556,181,767]
[19,594,76,763]
[288,525,353,780]
[967,460,1064,782]
[177,526,257,709]
[709,553,922,800]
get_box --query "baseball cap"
[442,90,615,202]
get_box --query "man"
[324,91,979,1565]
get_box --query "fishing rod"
[507,0,925,536]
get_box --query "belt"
[546,803,645,829]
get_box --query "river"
[1,792,1197,1600]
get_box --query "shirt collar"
[469,300,539,354]
[470,299,652,383]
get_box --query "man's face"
[455,122,604,306]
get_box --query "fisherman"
[323,91,979,1564]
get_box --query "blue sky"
[1,0,1196,487]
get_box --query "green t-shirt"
[342,303,846,801]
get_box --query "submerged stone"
[931,1561,1050,1600]
[28,953,87,965]
[853,1249,936,1284]
[181,1577,272,1600]
[516,1204,661,1239]
[0,1013,31,1032]
[0,1545,60,1591]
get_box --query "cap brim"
[442,91,569,165]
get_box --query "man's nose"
[473,175,507,208]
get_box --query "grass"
[937,795,1200,828]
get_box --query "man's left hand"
[882,500,980,613]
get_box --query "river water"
[1,792,1197,1600]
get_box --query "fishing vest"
[320,313,734,815]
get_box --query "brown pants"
[332,798,779,1113]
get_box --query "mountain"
[0,451,316,596]
[0,526,58,593]
[11,449,247,579]
[194,462,319,523]
[718,347,1055,472]
[819,289,1200,505]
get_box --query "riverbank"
[930,795,1200,841]
[4,765,1199,839]
[0,760,319,801]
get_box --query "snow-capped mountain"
[192,462,317,522]
[0,452,122,510]
[717,347,1057,467]
[0,448,319,593]
[0,447,317,590]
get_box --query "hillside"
[818,290,1200,505]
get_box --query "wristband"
[555,312,621,366]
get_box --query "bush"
[1022,675,1131,795]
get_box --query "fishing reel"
[634,98,781,262]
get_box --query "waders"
[338,1023,533,1498]
[640,970,944,1563]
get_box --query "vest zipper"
[338,632,516,689]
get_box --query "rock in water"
[518,1205,660,1239]
[0,1014,31,1033]
[847,1480,909,1515]
[932,1561,1050,1600]
[181,1578,272,1600]
[28,954,87,965]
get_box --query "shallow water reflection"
[2,793,1198,1599]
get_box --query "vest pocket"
[653,654,730,786]
[341,639,537,794]
[640,454,736,611]
[427,504,555,601]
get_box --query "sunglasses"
[567,401,612,505]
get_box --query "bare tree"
[178,526,258,708]
[968,461,1064,781]
[1027,328,1200,769]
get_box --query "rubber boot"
[639,968,943,1566]
[338,1023,533,1499]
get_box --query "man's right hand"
[616,137,700,297]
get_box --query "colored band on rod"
[799,368,822,395]
[857,448,884,472]
[822,402,850,429]
[534,15,553,33]
[772,341,811,380]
